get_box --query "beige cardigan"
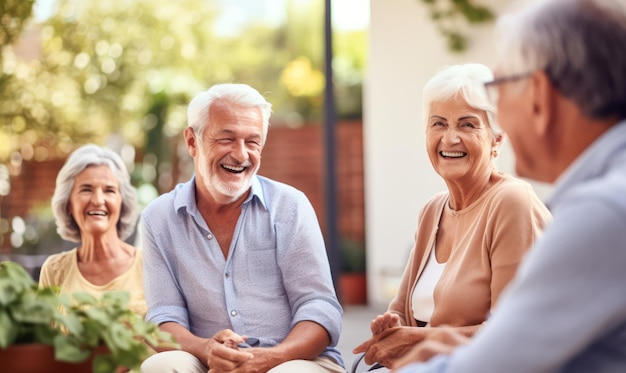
[389,175,552,328]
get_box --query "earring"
[492,150,498,157]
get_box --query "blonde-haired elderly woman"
[39,143,145,317]
[352,63,552,371]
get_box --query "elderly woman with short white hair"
[352,63,552,371]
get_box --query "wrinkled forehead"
[206,102,264,134]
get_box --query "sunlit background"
[1,0,550,307]
[0,0,368,264]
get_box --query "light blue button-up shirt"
[142,175,344,366]
[397,121,626,373]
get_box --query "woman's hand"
[370,311,401,334]
[391,328,470,371]
[354,326,430,367]
[353,311,401,355]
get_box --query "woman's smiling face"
[426,94,500,185]
[68,164,122,238]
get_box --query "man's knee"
[141,350,206,373]
[268,358,345,373]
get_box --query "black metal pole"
[323,0,341,296]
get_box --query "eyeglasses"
[484,71,533,105]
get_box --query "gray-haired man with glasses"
[393,0,626,372]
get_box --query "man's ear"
[529,71,557,138]
[184,127,198,157]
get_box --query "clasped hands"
[353,311,418,368]
[205,329,274,373]
[353,312,469,371]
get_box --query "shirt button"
[231,310,237,316]
[225,273,229,278]
[207,234,213,240]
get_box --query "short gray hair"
[495,0,626,120]
[52,144,138,242]
[187,83,273,145]
[422,63,502,139]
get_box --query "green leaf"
[73,318,102,348]
[0,310,18,348]
[1,254,177,371]
[446,32,466,52]
[101,290,130,306]
[417,0,494,52]
[108,322,133,351]
[32,323,58,345]
[53,334,91,363]
[0,262,36,306]
[71,292,98,306]
[93,354,117,373]
[112,343,148,370]
[0,279,20,305]
[83,306,110,326]
[12,292,57,325]
[1,262,35,286]
[58,313,84,336]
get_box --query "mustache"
[221,158,254,168]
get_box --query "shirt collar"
[547,120,626,209]
[247,175,267,208]
[174,174,267,214]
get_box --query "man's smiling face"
[194,100,264,204]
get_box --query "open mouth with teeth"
[440,151,467,158]
[222,164,247,174]
[87,211,107,216]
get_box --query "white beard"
[206,170,252,201]
[195,140,258,202]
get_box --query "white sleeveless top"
[412,244,446,323]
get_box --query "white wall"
[363,0,552,306]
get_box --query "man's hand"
[205,329,254,372]
[208,320,330,372]
[208,347,280,373]
[391,328,470,371]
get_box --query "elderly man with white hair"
[140,83,345,373]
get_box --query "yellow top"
[39,248,147,317]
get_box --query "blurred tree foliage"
[0,0,35,156]
[0,0,366,172]
[0,0,35,49]
[418,0,493,52]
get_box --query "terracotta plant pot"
[0,343,107,373]
[340,273,367,305]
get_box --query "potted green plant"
[0,261,177,373]
[339,238,367,305]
